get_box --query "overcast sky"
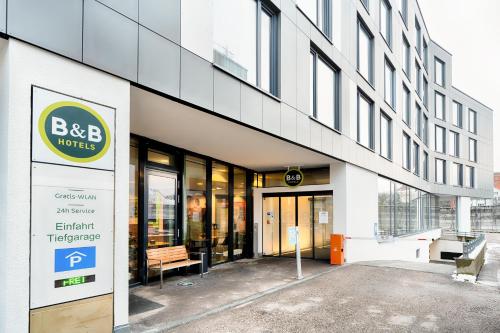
[418,0,500,172]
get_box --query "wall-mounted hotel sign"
[30,87,115,309]
[284,168,304,187]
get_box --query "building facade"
[0,0,493,332]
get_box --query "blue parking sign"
[54,246,96,272]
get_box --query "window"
[415,18,422,57]
[469,138,477,162]
[357,90,374,149]
[415,61,422,97]
[403,84,411,126]
[403,132,411,170]
[358,18,374,84]
[449,131,459,157]
[233,167,247,259]
[451,163,463,186]
[435,91,445,120]
[413,142,420,175]
[423,151,429,180]
[380,111,392,160]
[434,57,445,87]
[435,159,446,184]
[380,0,392,47]
[399,0,408,24]
[435,125,446,154]
[423,39,428,69]
[423,114,428,145]
[415,103,422,138]
[213,0,278,95]
[384,58,395,108]
[402,35,410,77]
[464,166,475,188]
[468,109,477,134]
[310,49,340,130]
[452,101,463,127]
[423,77,428,107]
[360,0,369,11]
[297,0,332,38]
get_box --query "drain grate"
[177,280,194,287]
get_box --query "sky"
[418,0,500,172]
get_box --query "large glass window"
[435,125,446,154]
[184,156,207,255]
[211,162,229,264]
[399,0,408,24]
[423,77,428,107]
[423,114,428,146]
[435,91,445,120]
[378,177,393,236]
[413,141,420,175]
[402,132,411,170]
[402,35,410,77]
[468,109,477,134]
[310,49,340,130]
[380,0,392,47]
[464,166,475,188]
[415,61,422,97]
[409,188,420,232]
[415,103,422,138]
[452,101,462,127]
[380,111,392,160]
[384,58,395,108]
[298,0,332,37]
[449,131,459,157]
[213,0,278,95]
[129,141,139,283]
[394,182,408,235]
[415,18,422,56]
[357,90,374,149]
[403,84,411,126]
[469,138,477,162]
[423,39,428,69]
[233,167,247,259]
[358,18,374,84]
[435,158,446,184]
[451,163,463,186]
[423,151,429,180]
[435,57,445,87]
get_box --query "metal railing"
[463,233,485,258]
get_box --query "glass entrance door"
[262,192,333,260]
[147,169,177,248]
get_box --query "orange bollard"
[330,234,344,265]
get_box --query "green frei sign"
[38,101,111,163]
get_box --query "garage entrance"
[262,192,333,260]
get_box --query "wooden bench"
[146,245,204,289]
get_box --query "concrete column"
[457,197,472,234]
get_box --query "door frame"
[262,191,333,259]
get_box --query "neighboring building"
[495,173,500,191]
[0,0,493,332]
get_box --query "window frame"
[423,114,428,146]
[415,103,422,138]
[380,0,392,48]
[380,110,393,160]
[451,162,463,187]
[402,131,411,171]
[413,141,420,176]
[384,57,396,108]
[296,0,332,39]
[309,47,341,131]
[449,130,459,157]
[402,34,410,78]
[435,158,446,184]
[415,60,422,98]
[357,17,374,85]
[415,18,422,57]
[469,138,477,162]
[423,151,429,180]
[434,57,445,87]
[435,125,446,154]
[399,0,408,26]
[451,101,463,128]
[357,89,375,150]
[468,109,477,134]
[435,91,445,120]
[402,83,411,127]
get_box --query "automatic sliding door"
[313,195,333,260]
[298,196,313,259]
[280,197,296,257]
[262,197,280,256]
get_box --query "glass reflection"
[184,156,207,254]
[212,162,229,264]
[129,142,139,283]
[233,168,247,259]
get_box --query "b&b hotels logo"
[38,101,111,163]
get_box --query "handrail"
[462,233,485,259]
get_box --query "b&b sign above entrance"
[284,168,304,187]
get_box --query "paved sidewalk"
[355,260,456,275]
[129,257,333,333]
[477,233,500,288]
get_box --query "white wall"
[0,39,130,332]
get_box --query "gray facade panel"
[281,103,297,141]
[8,0,83,61]
[139,0,180,44]
[262,96,281,136]
[280,15,297,108]
[138,27,180,98]
[296,111,311,147]
[83,0,138,81]
[97,0,138,21]
[180,48,214,111]
[214,70,241,121]
[310,121,322,151]
[241,85,263,129]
